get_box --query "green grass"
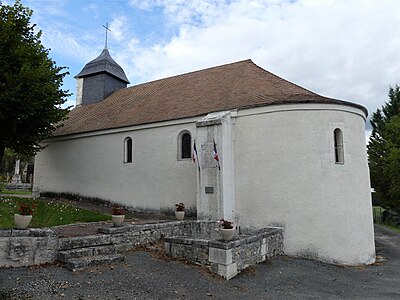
[373,205,400,233]
[0,196,111,228]
[0,189,32,195]
[382,224,400,234]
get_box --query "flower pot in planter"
[220,228,235,241]
[175,211,185,221]
[112,215,125,227]
[14,214,32,229]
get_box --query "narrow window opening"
[124,137,133,163]
[181,133,191,159]
[334,128,344,164]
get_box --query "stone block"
[0,229,11,237]
[28,228,56,237]
[209,248,232,265]
[57,235,112,250]
[46,237,59,250]
[58,247,94,262]
[10,229,30,237]
[164,242,171,254]
[115,243,134,253]
[261,242,267,256]
[34,250,57,264]
[110,234,128,244]
[66,254,125,271]
[98,226,130,234]
[193,239,209,247]
[7,238,35,265]
[196,251,209,264]
[209,241,230,250]
[143,229,152,236]
[217,262,238,280]
[35,237,51,249]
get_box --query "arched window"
[124,137,133,163]
[181,133,191,159]
[177,131,192,160]
[334,128,344,164]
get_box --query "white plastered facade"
[233,103,375,265]
[34,103,375,265]
[34,119,199,213]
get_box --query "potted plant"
[219,219,235,241]
[175,202,185,221]
[111,204,125,227]
[14,202,36,229]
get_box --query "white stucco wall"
[34,101,375,265]
[34,120,198,212]
[234,103,375,265]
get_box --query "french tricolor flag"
[213,139,219,162]
[193,141,198,163]
[193,141,200,171]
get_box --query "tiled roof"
[55,59,366,136]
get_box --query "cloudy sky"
[10,0,400,132]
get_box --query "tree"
[367,86,400,210]
[0,0,69,162]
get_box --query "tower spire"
[102,23,111,49]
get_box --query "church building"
[34,48,375,266]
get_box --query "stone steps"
[57,234,124,271]
[58,235,112,251]
[66,254,125,271]
[58,245,118,263]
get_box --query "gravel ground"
[0,225,399,300]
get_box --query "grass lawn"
[0,189,32,195]
[0,196,111,228]
[383,224,400,234]
[373,205,400,233]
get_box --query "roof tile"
[55,59,366,136]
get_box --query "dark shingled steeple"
[75,48,129,105]
[76,48,129,83]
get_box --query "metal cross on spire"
[103,23,111,48]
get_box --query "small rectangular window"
[124,137,133,163]
[334,128,344,164]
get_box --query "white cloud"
[25,0,69,18]
[129,0,160,10]
[109,16,127,43]
[19,0,400,117]
[120,0,400,120]
[41,27,96,64]
[129,0,227,26]
[83,3,99,18]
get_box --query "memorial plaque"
[202,142,215,168]
[205,187,214,194]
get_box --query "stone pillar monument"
[12,159,21,184]
[195,111,235,221]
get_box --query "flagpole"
[213,138,221,171]
[193,140,200,172]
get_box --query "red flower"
[175,203,185,211]
[17,202,36,216]
[111,204,125,215]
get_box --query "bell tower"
[75,47,129,106]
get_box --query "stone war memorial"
[27,47,375,278]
